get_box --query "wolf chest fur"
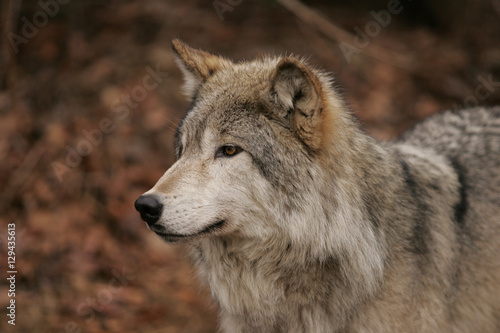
[134,40,500,332]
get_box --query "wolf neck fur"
[189,119,400,329]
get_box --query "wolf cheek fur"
[134,40,500,332]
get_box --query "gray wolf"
[135,40,500,332]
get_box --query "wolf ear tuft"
[172,39,232,100]
[270,57,325,150]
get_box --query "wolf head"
[135,40,348,243]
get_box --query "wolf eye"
[216,145,242,158]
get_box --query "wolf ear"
[270,57,325,150]
[172,39,232,100]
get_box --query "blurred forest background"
[0,0,499,332]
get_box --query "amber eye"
[223,146,237,156]
[216,145,242,158]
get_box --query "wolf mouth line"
[150,220,226,240]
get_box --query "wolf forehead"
[174,59,292,149]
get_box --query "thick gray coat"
[140,40,500,333]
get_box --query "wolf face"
[135,40,346,243]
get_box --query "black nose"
[134,195,163,226]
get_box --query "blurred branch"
[493,0,500,17]
[276,0,418,72]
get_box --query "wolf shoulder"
[391,106,500,221]
[397,106,500,160]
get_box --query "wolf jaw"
[134,40,500,332]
